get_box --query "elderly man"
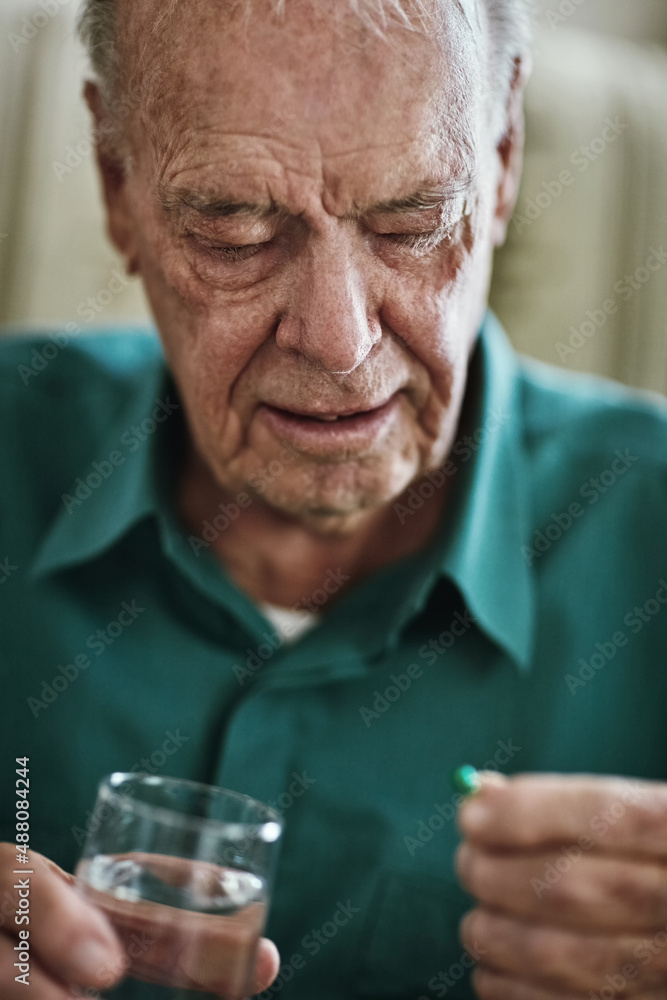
[1,0,667,997]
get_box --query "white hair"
[78,0,531,141]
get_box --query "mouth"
[270,399,394,421]
[258,394,401,454]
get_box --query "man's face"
[103,0,510,531]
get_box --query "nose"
[275,239,382,375]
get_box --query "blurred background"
[0,0,665,394]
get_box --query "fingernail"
[459,800,491,832]
[476,770,508,787]
[72,939,120,983]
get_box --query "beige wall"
[489,25,667,396]
[534,0,667,44]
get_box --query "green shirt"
[1,313,666,1000]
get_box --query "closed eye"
[186,231,268,263]
[200,242,265,263]
[379,228,453,254]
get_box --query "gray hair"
[78,0,531,141]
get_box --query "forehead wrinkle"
[157,175,474,231]
[127,3,485,206]
[129,2,483,129]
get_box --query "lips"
[258,394,401,454]
[269,401,390,421]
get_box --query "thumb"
[252,937,281,994]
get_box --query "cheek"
[127,216,279,470]
[164,310,271,466]
[379,268,471,409]
[381,199,493,372]
[376,219,491,458]
[128,190,278,405]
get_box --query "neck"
[178,447,450,610]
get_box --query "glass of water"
[75,773,283,1000]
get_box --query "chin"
[250,460,418,527]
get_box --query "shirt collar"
[30,358,177,579]
[434,311,535,672]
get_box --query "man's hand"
[455,773,667,999]
[0,843,124,998]
[0,844,279,998]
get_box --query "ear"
[491,55,531,247]
[84,81,140,275]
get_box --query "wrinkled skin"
[87,0,523,602]
[457,773,667,1000]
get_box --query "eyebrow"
[158,179,473,221]
[361,181,473,216]
[158,188,283,220]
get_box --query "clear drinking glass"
[75,773,283,1000]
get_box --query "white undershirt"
[259,602,321,643]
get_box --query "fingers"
[457,774,667,858]
[176,903,272,996]
[471,965,667,1000]
[0,933,80,1000]
[454,776,667,998]
[0,847,280,999]
[252,938,281,994]
[0,844,124,991]
[461,908,667,995]
[455,843,667,932]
